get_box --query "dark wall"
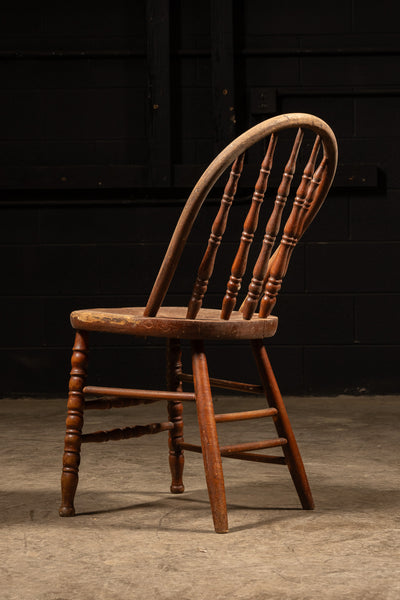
[0,1,399,396]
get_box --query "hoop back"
[144,113,338,320]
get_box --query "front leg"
[59,330,89,517]
[192,340,228,533]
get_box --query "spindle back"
[144,114,337,320]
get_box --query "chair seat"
[70,306,278,340]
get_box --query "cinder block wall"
[0,2,399,395]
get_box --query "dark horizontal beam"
[175,47,400,58]
[1,47,399,61]
[0,164,378,191]
[277,86,400,98]
[242,47,400,57]
[0,165,147,190]
[0,50,146,60]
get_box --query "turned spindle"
[241,129,306,320]
[278,136,322,280]
[259,147,327,318]
[186,154,245,319]
[221,134,277,320]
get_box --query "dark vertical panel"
[210,0,236,153]
[146,0,171,185]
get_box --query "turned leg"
[166,338,185,493]
[251,340,314,510]
[191,340,228,533]
[59,330,89,517]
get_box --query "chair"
[59,113,338,533]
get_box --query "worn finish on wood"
[60,114,336,532]
[71,306,278,340]
[59,331,89,517]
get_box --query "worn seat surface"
[71,306,278,340]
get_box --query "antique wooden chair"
[60,113,337,533]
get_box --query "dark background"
[0,0,399,396]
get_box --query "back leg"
[191,340,228,533]
[166,338,185,493]
[59,330,89,517]
[251,339,314,510]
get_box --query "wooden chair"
[60,113,338,533]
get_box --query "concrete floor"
[0,394,399,600]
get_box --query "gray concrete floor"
[0,394,399,600]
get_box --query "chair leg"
[166,338,185,493]
[251,339,315,510]
[191,340,228,533]
[59,330,89,517]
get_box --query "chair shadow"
[1,479,399,533]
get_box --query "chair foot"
[59,505,75,517]
[289,465,315,510]
[170,482,185,494]
[169,450,185,494]
[60,468,79,517]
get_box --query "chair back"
[144,113,338,320]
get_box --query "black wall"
[0,1,399,396]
